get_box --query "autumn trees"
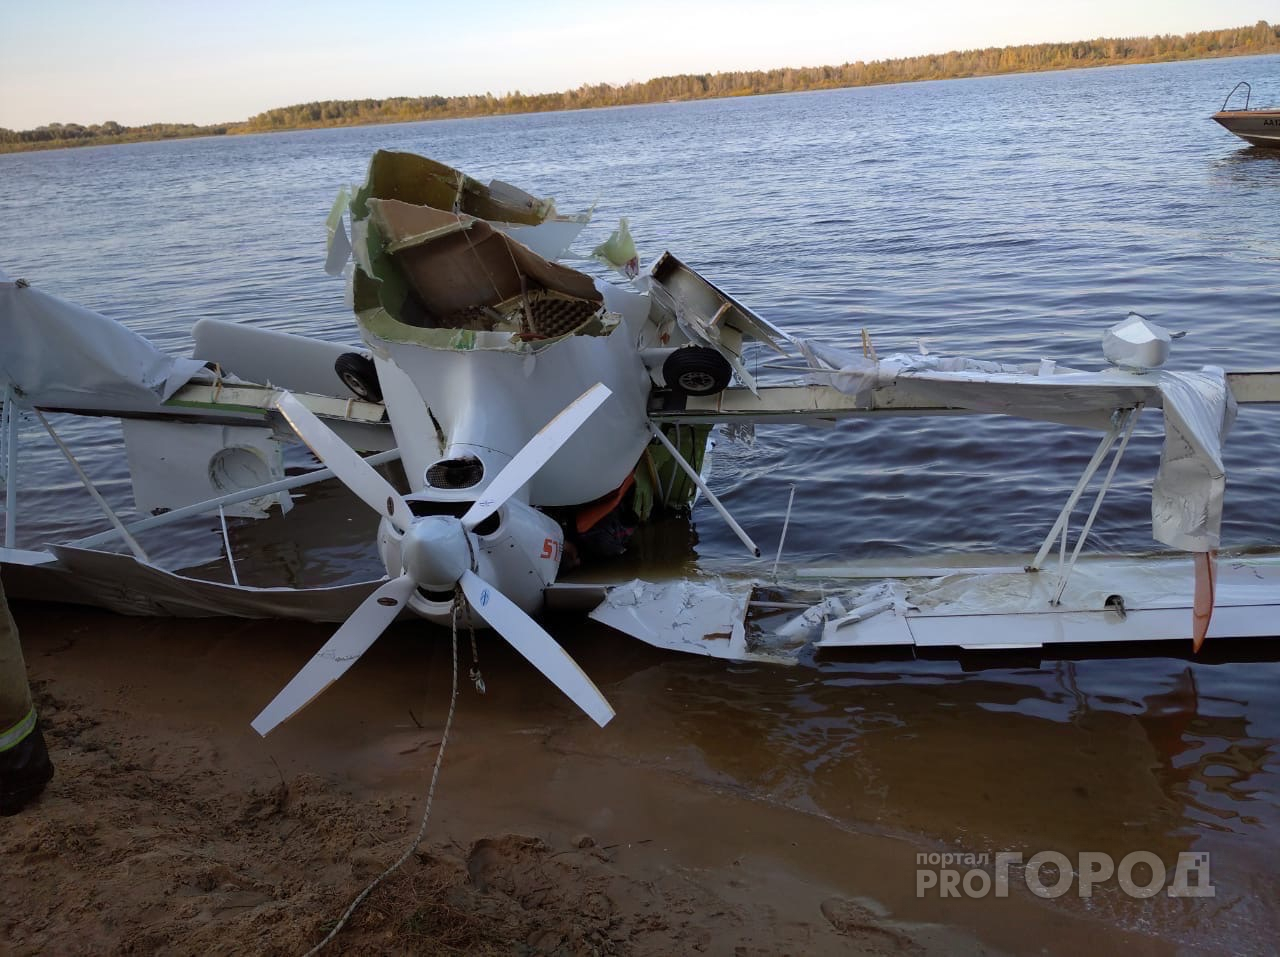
[4,21,1277,153]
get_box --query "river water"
[3,54,1280,950]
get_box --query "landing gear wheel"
[334,353,382,403]
[662,347,733,396]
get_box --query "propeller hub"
[402,516,471,591]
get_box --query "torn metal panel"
[324,187,353,276]
[354,151,555,226]
[649,252,790,356]
[738,582,917,648]
[496,215,591,263]
[364,199,607,339]
[599,280,664,349]
[5,546,385,621]
[813,553,1280,651]
[591,579,768,660]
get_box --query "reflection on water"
[179,474,388,586]
[573,640,1280,948]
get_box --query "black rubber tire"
[662,347,733,396]
[335,352,382,402]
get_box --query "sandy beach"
[1,599,1200,956]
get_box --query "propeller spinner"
[252,385,616,736]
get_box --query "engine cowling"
[377,497,564,627]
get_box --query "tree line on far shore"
[3,20,1276,153]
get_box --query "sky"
[0,0,1274,130]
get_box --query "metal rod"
[71,448,402,550]
[662,423,680,506]
[3,386,16,548]
[34,409,150,562]
[648,422,761,558]
[1052,406,1141,605]
[1030,417,1126,571]
[218,505,240,587]
[772,484,797,580]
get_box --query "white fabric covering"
[0,275,206,412]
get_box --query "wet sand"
[1,601,1252,955]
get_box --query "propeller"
[250,575,414,736]
[459,570,614,727]
[253,385,615,736]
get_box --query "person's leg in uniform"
[0,573,54,815]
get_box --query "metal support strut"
[34,408,151,563]
[71,448,402,551]
[1030,410,1126,572]
[1032,406,1142,605]
[648,422,761,557]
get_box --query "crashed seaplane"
[2,151,1279,735]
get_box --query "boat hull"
[1212,109,1280,148]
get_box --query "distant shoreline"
[3,22,1276,155]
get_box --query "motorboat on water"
[1212,81,1280,148]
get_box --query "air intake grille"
[425,457,484,490]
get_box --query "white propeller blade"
[252,574,415,736]
[275,391,413,533]
[462,383,611,530]
[460,569,614,727]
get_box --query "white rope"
[304,599,462,955]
